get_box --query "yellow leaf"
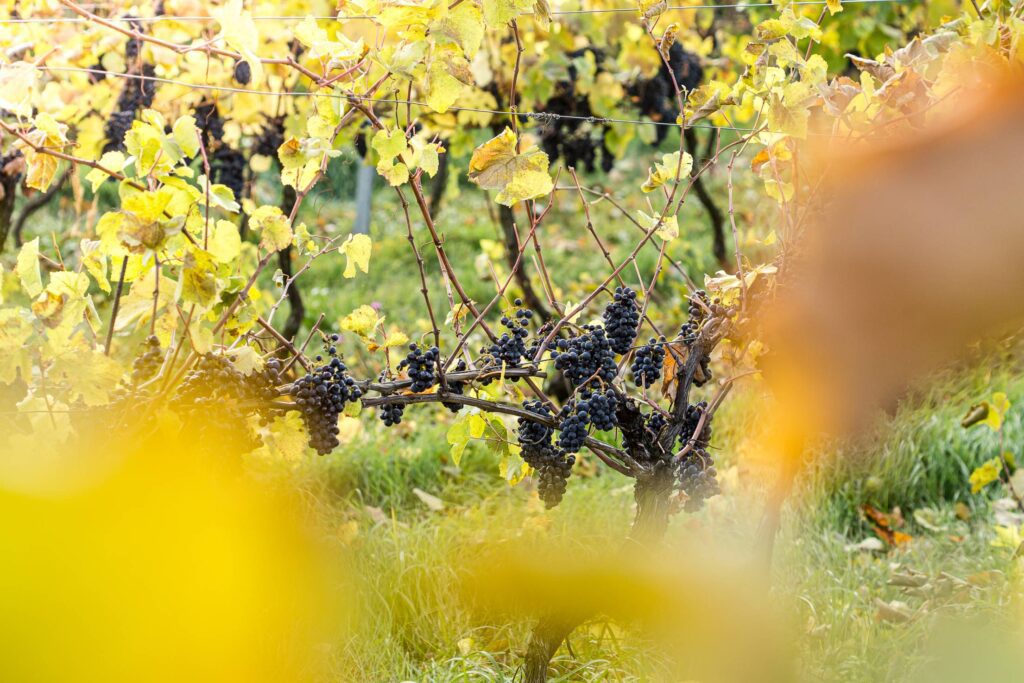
[0,61,38,118]
[375,158,409,186]
[636,211,679,242]
[339,305,382,338]
[984,392,1011,431]
[426,57,469,113]
[0,308,34,383]
[641,151,693,193]
[826,0,843,14]
[209,220,242,264]
[467,128,553,206]
[16,238,42,298]
[339,234,372,278]
[250,205,293,253]
[227,346,262,375]
[261,410,311,461]
[80,240,111,294]
[482,0,535,26]
[372,128,408,161]
[85,151,126,192]
[180,247,219,309]
[172,115,200,159]
[970,457,1002,493]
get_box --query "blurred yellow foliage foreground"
[0,424,344,683]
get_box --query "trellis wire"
[39,65,768,134]
[0,0,912,24]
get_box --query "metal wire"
[38,65,767,134]
[0,0,912,24]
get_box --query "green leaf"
[372,128,408,161]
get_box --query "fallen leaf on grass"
[861,504,913,547]
[844,537,885,553]
[874,598,914,623]
[413,487,446,511]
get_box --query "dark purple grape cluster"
[194,101,226,148]
[255,115,285,158]
[398,344,439,393]
[442,359,467,413]
[483,299,532,368]
[291,337,363,455]
[130,335,163,385]
[628,43,703,144]
[124,16,144,62]
[675,400,719,512]
[518,399,555,455]
[103,64,156,153]
[630,337,665,388]
[556,403,589,453]
[379,403,404,427]
[536,48,616,173]
[552,325,617,388]
[646,411,667,437]
[211,146,246,201]
[676,451,719,512]
[233,60,251,85]
[603,286,640,355]
[536,449,575,508]
[579,388,618,432]
[680,401,711,450]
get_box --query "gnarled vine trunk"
[522,465,676,683]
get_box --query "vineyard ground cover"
[253,354,1024,682]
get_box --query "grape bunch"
[536,47,615,173]
[379,403,404,427]
[603,286,640,355]
[518,399,556,462]
[556,402,590,453]
[103,64,156,152]
[675,401,719,512]
[676,452,719,512]
[290,338,363,455]
[398,344,439,393]
[255,115,286,159]
[630,337,665,388]
[552,325,617,388]
[130,335,163,386]
[628,43,703,145]
[579,388,618,432]
[211,145,246,201]
[679,290,710,342]
[442,359,467,413]
[482,299,532,368]
[681,401,712,450]
[536,449,576,508]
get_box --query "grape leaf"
[339,233,372,278]
[468,128,554,206]
[16,237,42,297]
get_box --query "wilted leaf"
[412,487,445,511]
